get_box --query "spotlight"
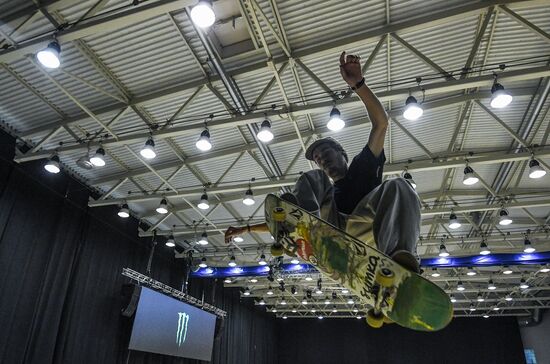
[502,266,513,275]
[352,307,358,313]
[490,82,513,108]
[283,316,287,319]
[165,235,175,247]
[492,307,500,311]
[190,0,215,28]
[450,294,456,303]
[242,188,255,206]
[140,138,156,159]
[199,257,208,268]
[197,193,209,210]
[539,265,550,273]
[311,309,316,313]
[234,236,244,243]
[457,281,465,291]
[196,129,212,151]
[258,254,267,266]
[292,308,297,313]
[448,213,461,229]
[305,276,313,282]
[290,258,300,264]
[332,306,338,313]
[477,293,484,302]
[301,297,308,305]
[118,203,130,218]
[498,208,513,225]
[224,277,232,284]
[44,155,61,174]
[243,287,250,296]
[315,288,323,295]
[505,295,513,302]
[341,288,349,294]
[37,41,61,68]
[280,299,287,305]
[347,298,354,305]
[430,268,441,278]
[272,308,277,313]
[257,118,274,142]
[356,316,362,320]
[89,147,106,167]
[228,255,237,267]
[519,279,529,289]
[403,95,423,121]
[439,244,450,257]
[487,280,496,290]
[528,158,546,179]
[259,298,265,305]
[327,107,345,131]
[318,316,324,320]
[466,267,477,276]
[479,241,491,255]
[156,198,168,214]
[483,314,490,319]
[469,304,476,312]
[403,171,417,189]
[198,232,209,246]
[324,297,331,305]
[523,238,535,253]
[462,166,479,185]
[250,278,258,283]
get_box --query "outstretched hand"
[339,51,363,87]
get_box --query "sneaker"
[391,250,420,274]
[280,192,298,205]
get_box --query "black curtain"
[277,316,526,364]
[0,131,277,364]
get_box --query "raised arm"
[339,51,388,158]
[224,223,269,244]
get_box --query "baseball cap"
[305,137,345,161]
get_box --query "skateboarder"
[225,51,422,272]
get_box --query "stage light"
[292,308,297,313]
[505,295,513,302]
[234,236,244,243]
[301,297,308,305]
[439,244,450,257]
[477,293,484,302]
[165,235,175,247]
[523,238,535,253]
[258,254,267,266]
[305,276,313,282]
[324,297,331,305]
[462,166,479,185]
[450,294,456,303]
[479,241,491,255]
[44,155,61,174]
[332,306,338,313]
[528,158,546,179]
[403,96,423,121]
[519,279,529,289]
[483,314,490,319]
[89,147,106,167]
[490,82,513,108]
[198,232,209,246]
[488,280,496,290]
[466,267,477,276]
[327,107,345,131]
[498,208,513,225]
[228,255,237,267]
[311,308,316,313]
[341,288,349,294]
[37,41,61,68]
[282,316,287,319]
[199,257,208,268]
[457,281,465,291]
[431,268,441,277]
[469,304,476,312]
[259,298,265,305]
[257,118,274,142]
[266,286,274,295]
[448,213,461,229]
[290,258,300,264]
[502,266,513,275]
[224,278,232,284]
[250,278,258,283]
[492,306,500,311]
[539,265,550,273]
[140,138,156,159]
[196,129,212,151]
[190,0,215,28]
[347,298,354,304]
[156,198,168,214]
[197,193,209,210]
[118,203,130,218]
[280,299,287,305]
[242,188,255,206]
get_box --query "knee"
[384,177,413,192]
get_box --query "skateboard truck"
[366,267,395,328]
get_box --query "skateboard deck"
[265,194,453,331]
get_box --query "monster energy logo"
[176,312,190,346]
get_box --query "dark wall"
[277,317,526,364]
[0,131,277,364]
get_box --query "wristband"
[351,78,365,91]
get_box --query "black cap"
[305,137,345,161]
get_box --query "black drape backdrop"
[0,131,277,364]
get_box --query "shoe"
[391,250,420,273]
[280,192,298,205]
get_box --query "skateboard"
[265,194,453,331]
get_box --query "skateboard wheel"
[376,268,395,287]
[296,221,309,239]
[271,243,284,257]
[273,207,286,222]
[366,309,384,329]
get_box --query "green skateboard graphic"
[265,194,453,331]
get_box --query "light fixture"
[165,235,175,247]
[258,254,267,266]
[327,107,345,131]
[197,192,209,210]
[347,298,354,305]
[324,297,331,305]
[140,137,156,159]
[315,288,323,295]
[118,203,130,218]
[450,294,456,303]
[89,147,106,167]
[198,232,209,245]
[301,297,308,305]
[257,117,274,142]
[528,158,546,179]
[282,315,287,319]
[356,316,362,320]
[492,306,500,311]
[318,316,324,320]
[483,314,490,319]
[156,198,168,214]
[469,304,476,312]
[403,95,423,121]
[242,188,255,206]
[487,280,496,290]
[523,238,535,253]
[332,306,338,313]
[196,129,212,151]
[539,265,550,273]
[228,255,237,267]
[259,298,265,305]
[199,257,208,268]
[305,276,313,282]
[352,307,358,313]
[311,308,316,313]
[280,299,287,305]
[276,277,284,282]
[462,166,479,185]
[466,267,477,276]
[519,279,529,290]
[266,287,274,295]
[490,82,513,108]
[430,268,441,278]
[477,293,484,302]
[448,213,461,229]
[290,258,300,264]
[505,295,513,302]
[457,281,465,291]
[403,171,417,189]
[479,241,491,255]
[250,278,258,283]
[292,308,297,313]
[502,266,513,275]
[44,155,61,174]
[439,244,450,257]
[190,0,215,28]
[498,208,513,226]
[37,41,61,69]
[234,236,244,243]
[272,308,277,313]
[224,277,232,284]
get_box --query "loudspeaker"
[121,284,142,317]
[214,317,225,340]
